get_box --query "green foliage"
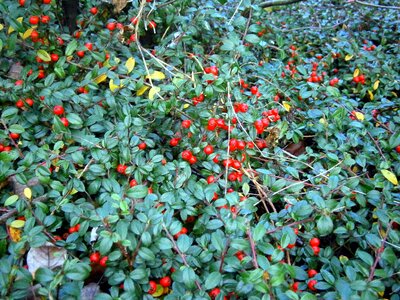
[0,0,399,299]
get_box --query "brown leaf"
[8,62,23,79]
[27,242,67,276]
[112,0,128,13]
[81,283,100,300]
[285,140,306,156]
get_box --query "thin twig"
[260,0,307,8]
[368,221,393,281]
[163,224,203,291]
[266,217,314,234]
[353,0,400,10]
[247,227,259,269]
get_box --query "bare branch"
[353,0,400,10]
[260,0,307,8]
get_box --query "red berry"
[129,179,138,187]
[60,117,69,127]
[89,252,100,263]
[76,50,85,58]
[148,21,156,29]
[29,16,40,25]
[42,0,51,4]
[209,287,221,299]
[99,256,108,267]
[250,86,258,95]
[181,150,192,161]
[312,246,320,256]
[90,7,98,15]
[396,145,400,154]
[188,156,197,165]
[148,281,157,294]
[9,133,20,139]
[308,269,318,278]
[106,22,116,31]
[19,0,25,6]
[169,138,180,147]
[117,164,127,174]
[182,120,191,129]
[50,53,59,62]
[31,30,39,41]
[291,282,300,292]
[16,99,24,108]
[309,237,320,247]
[53,105,64,115]
[41,15,50,24]
[308,279,317,291]
[207,175,215,184]
[235,251,245,261]
[204,145,214,155]
[68,226,77,234]
[138,142,147,150]
[85,42,93,51]
[159,276,171,288]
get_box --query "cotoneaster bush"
[0,0,399,299]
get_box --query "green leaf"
[245,34,260,44]
[4,195,18,206]
[65,40,78,56]
[65,262,91,281]
[126,185,148,199]
[37,49,51,62]
[9,124,25,133]
[253,223,266,242]
[204,272,222,289]
[138,247,155,261]
[317,215,333,236]
[177,235,191,253]
[221,38,235,51]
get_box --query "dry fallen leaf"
[27,242,67,276]
[81,283,100,300]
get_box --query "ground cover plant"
[0,0,399,299]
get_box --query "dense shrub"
[0,0,399,299]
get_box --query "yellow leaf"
[103,59,111,68]
[183,103,190,109]
[392,92,398,97]
[21,28,34,40]
[148,86,161,100]
[345,54,353,61]
[373,80,380,90]
[137,86,149,96]
[8,17,23,34]
[354,112,364,121]
[10,220,26,229]
[368,90,374,101]
[109,79,119,92]
[353,68,360,78]
[94,74,107,84]
[0,24,3,31]
[319,118,328,126]
[332,37,338,42]
[109,79,124,92]
[125,57,135,74]
[146,71,165,81]
[70,188,78,195]
[381,170,398,185]
[8,227,22,242]
[282,101,291,112]
[152,284,164,298]
[24,188,32,200]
